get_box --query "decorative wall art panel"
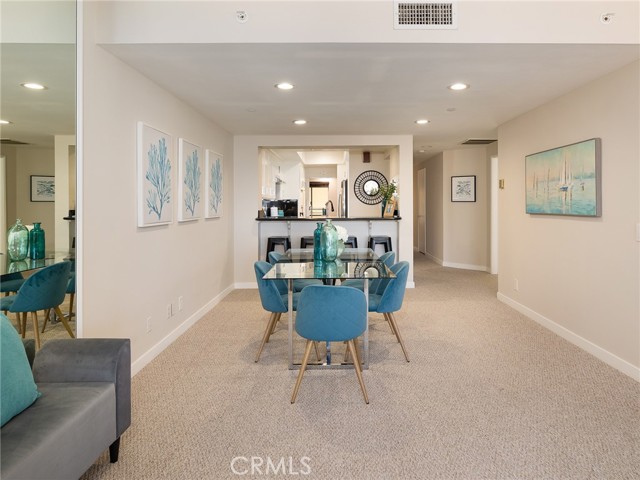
[451,175,476,202]
[137,122,173,227]
[30,175,55,202]
[205,149,223,218]
[178,138,203,222]
[525,138,601,217]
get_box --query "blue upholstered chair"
[1,272,27,333]
[291,285,369,404]
[0,262,74,349]
[41,271,76,334]
[268,251,322,292]
[368,261,410,362]
[340,251,396,291]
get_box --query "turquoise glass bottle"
[320,219,338,261]
[313,222,323,261]
[29,222,45,259]
[7,219,29,261]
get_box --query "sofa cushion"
[1,382,116,480]
[0,314,40,427]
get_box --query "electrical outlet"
[146,316,152,333]
[166,304,172,319]
[178,296,184,311]
[514,278,519,291]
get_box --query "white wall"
[443,148,490,271]
[82,2,234,372]
[424,153,444,263]
[233,135,413,286]
[498,61,640,378]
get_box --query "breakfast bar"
[255,217,401,262]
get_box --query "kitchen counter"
[256,216,401,221]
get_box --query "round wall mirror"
[354,170,388,205]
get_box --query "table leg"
[288,279,294,369]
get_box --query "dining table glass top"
[1,252,74,277]
[262,248,395,281]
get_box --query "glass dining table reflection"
[262,248,395,370]
[1,252,74,277]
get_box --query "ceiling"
[2,42,639,159]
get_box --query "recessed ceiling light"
[448,83,469,91]
[293,119,307,125]
[276,82,294,90]
[21,82,47,90]
[415,119,429,125]
[0,119,11,125]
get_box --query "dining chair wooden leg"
[21,312,27,338]
[54,306,75,338]
[31,311,41,350]
[343,341,351,363]
[13,313,22,335]
[386,313,409,362]
[41,308,51,333]
[384,312,398,337]
[314,342,322,362]
[68,293,75,318]
[269,312,281,337]
[347,340,369,404]
[291,340,314,403]
[255,312,279,362]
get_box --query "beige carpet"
[82,254,639,479]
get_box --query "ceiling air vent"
[462,139,497,145]
[394,2,458,30]
[1,139,29,145]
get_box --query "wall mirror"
[354,170,387,205]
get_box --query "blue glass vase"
[7,219,29,261]
[313,222,323,261]
[320,219,338,261]
[29,222,45,259]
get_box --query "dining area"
[253,219,410,404]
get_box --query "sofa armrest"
[32,339,131,437]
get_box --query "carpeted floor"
[82,254,639,479]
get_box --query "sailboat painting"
[525,138,601,217]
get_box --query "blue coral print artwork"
[137,122,173,227]
[178,139,203,221]
[205,150,223,218]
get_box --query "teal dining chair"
[41,270,76,334]
[268,251,322,292]
[368,261,410,362]
[291,285,369,404]
[1,272,26,333]
[340,251,395,291]
[0,262,74,349]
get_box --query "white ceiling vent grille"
[394,2,458,30]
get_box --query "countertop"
[256,216,401,221]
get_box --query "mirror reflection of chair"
[368,261,410,362]
[291,285,369,404]
[268,252,322,292]
[0,262,74,350]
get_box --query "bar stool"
[300,236,314,248]
[265,237,291,261]
[345,236,358,248]
[368,236,392,254]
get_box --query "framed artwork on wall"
[525,138,601,217]
[205,149,223,218]
[178,138,203,222]
[137,122,173,227]
[30,175,55,202]
[451,175,476,202]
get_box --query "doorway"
[310,181,329,216]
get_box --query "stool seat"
[300,236,314,248]
[266,236,291,261]
[345,236,358,248]
[368,236,392,253]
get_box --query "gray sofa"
[1,338,131,480]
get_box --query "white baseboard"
[497,292,640,382]
[442,261,489,272]
[425,252,443,265]
[131,284,235,376]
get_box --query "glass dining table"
[1,252,74,278]
[262,248,395,370]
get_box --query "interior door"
[417,168,426,254]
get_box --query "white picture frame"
[178,138,203,222]
[137,122,173,227]
[205,149,223,218]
